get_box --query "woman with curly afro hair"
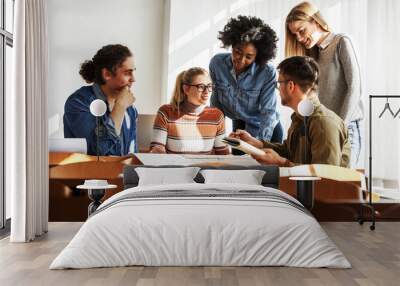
[209,15,283,154]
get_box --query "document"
[135,153,190,166]
[183,154,260,166]
[222,137,265,156]
[280,164,362,182]
[371,186,400,201]
[135,153,260,166]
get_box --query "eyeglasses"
[186,83,215,93]
[274,80,291,89]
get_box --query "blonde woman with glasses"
[285,1,363,168]
[150,67,229,155]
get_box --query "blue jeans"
[348,121,362,168]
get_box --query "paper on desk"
[135,153,260,166]
[280,164,362,181]
[183,154,260,166]
[372,187,400,200]
[135,153,190,165]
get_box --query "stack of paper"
[280,164,362,182]
[135,153,260,166]
[135,154,189,165]
[183,154,260,166]
[372,187,400,200]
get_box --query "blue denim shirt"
[63,84,138,155]
[209,53,279,140]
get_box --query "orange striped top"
[150,104,229,155]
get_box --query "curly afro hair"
[218,15,278,66]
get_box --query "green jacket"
[263,95,351,167]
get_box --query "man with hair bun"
[231,56,351,167]
[63,44,138,155]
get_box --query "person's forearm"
[110,103,126,135]
[262,140,290,159]
[249,137,264,149]
[281,158,295,167]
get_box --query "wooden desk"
[49,153,142,221]
[49,152,141,167]
[49,152,400,222]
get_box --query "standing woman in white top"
[285,1,363,168]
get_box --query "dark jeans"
[232,120,284,155]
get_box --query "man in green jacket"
[230,56,351,167]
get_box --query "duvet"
[50,183,351,269]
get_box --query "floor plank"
[0,222,399,286]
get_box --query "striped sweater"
[150,104,229,155]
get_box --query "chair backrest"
[136,114,156,152]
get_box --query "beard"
[280,91,289,106]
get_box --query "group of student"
[64,2,362,168]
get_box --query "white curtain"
[7,0,49,242]
[365,0,400,190]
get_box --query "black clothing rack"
[358,95,400,230]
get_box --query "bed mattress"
[50,183,350,269]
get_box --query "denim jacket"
[209,53,279,140]
[63,84,138,155]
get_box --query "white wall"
[47,0,165,138]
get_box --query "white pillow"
[200,169,266,185]
[135,167,200,186]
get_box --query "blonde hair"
[285,1,331,58]
[170,67,209,111]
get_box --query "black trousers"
[231,120,284,155]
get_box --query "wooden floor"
[0,222,399,286]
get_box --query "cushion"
[200,169,266,185]
[135,167,201,186]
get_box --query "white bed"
[50,183,351,269]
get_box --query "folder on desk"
[280,164,362,182]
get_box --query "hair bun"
[79,60,96,83]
